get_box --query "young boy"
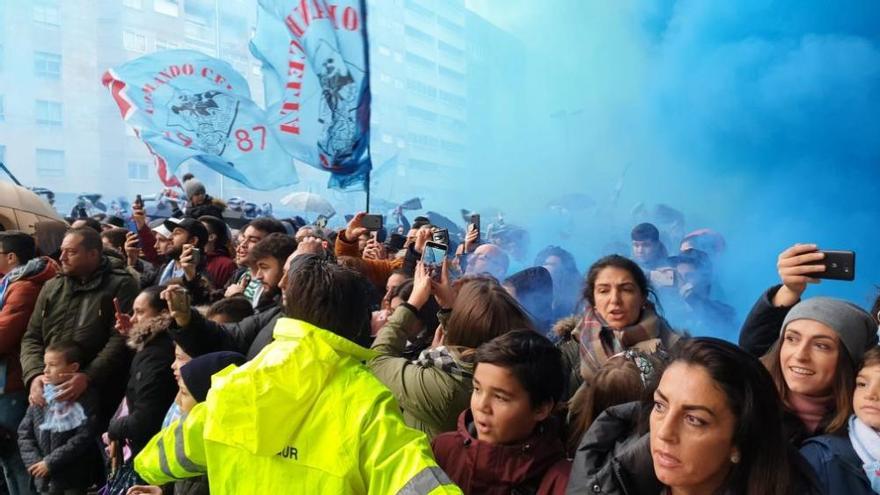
[432,330,571,495]
[17,341,103,495]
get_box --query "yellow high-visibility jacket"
[134,318,462,494]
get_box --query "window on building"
[128,161,150,181]
[35,100,62,127]
[406,78,436,98]
[404,25,433,44]
[405,51,435,70]
[436,16,464,34]
[33,2,61,27]
[155,39,179,51]
[437,89,465,106]
[404,0,433,19]
[438,65,465,81]
[407,105,437,122]
[36,149,65,177]
[123,31,148,52]
[34,51,62,79]
[185,18,212,43]
[154,0,180,17]
[123,0,143,9]
[438,41,464,58]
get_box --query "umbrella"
[0,181,66,234]
[280,192,335,218]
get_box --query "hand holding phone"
[113,297,133,335]
[361,214,384,231]
[650,268,676,288]
[422,241,448,281]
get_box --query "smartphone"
[134,194,144,209]
[168,288,191,314]
[650,268,676,287]
[361,214,384,231]
[113,297,122,315]
[190,247,202,267]
[816,250,855,281]
[470,214,481,244]
[315,215,329,229]
[422,241,448,280]
[432,228,449,246]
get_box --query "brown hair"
[566,355,645,454]
[761,336,855,434]
[443,278,535,350]
[860,346,880,371]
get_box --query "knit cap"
[180,351,246,402]
[184,178,206,199]
[782,297,878,364]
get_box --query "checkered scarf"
[577,303,668,373]
[411,346,473,379]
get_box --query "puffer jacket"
[17,388,104,493]
[369,304,474,438]
[134,318,462,494]
[19,256,138,428]
[432,410,571,495]
[107,315,177,456]
[566,402,660,495]
[0,257,57,394]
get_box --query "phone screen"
[422,243,447,266]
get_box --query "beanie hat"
[782,297,878,364]
[180,351,246,403]
[184,178,206,199]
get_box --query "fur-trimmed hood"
[127,314,173,352]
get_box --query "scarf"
[577,303,668,372]
[0,257,48,309]
[412,346,473,379]
[849,415,880,492]
[158,261,185,286]
[786,391,833,434]
[40,383,87,433]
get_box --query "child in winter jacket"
[432,330,571,495]
[17,341,103,495]
[802,345,880,494]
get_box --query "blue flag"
[252,0,372,191]
[102,49,300,190]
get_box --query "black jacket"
[17,388,104,493]
[567,402,660,495]
[169,304,282,359]
[108,317,177,456]
[185,196,225,220]
[738,285,792,358]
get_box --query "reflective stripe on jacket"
[135,318,462,494]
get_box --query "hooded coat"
[432,410,571,495]
[19,256,138,428]
[107,314,177,457]
[0,257,57,394]
[134,318,462,494]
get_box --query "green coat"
[369,305,474,438]
[20,256,138,396]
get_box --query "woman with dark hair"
[561,255,681,402]
[369,261,536,438]
[108,285,177,458]
[567,338,821,495]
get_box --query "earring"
[730,453,741,464]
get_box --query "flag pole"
[365,170,371,213]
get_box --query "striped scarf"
[577,303,668,373]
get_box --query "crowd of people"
[0,176,878,494]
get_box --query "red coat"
[0,258,57,393]
[432,410,571,495]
